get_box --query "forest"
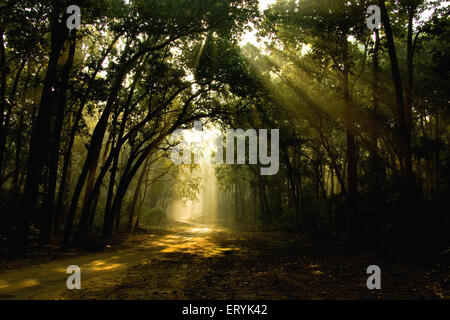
[0,0,448,300]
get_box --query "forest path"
[0,222,446,299]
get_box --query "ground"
[0,222,447,300]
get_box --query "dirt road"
[0,223,447,299]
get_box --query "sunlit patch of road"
[0,223,240,299]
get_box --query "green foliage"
[140,207,166,226]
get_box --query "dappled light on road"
[89,262,124,272]
[189,227,210,233]
[0,279,40,295]
[140,226,239,257]
[0,224,241,299]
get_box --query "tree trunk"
[378,0,412,198]
[13,4,68,254]
[342,39,358,204]
[0,26,7,185]
[54,36,120,235]
[103,147,152,239]
[40,30,77,245]
[127,157,150,231]
[62,59,132,247]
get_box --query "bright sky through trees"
[240,0,450,47]
[239,0,276,47]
